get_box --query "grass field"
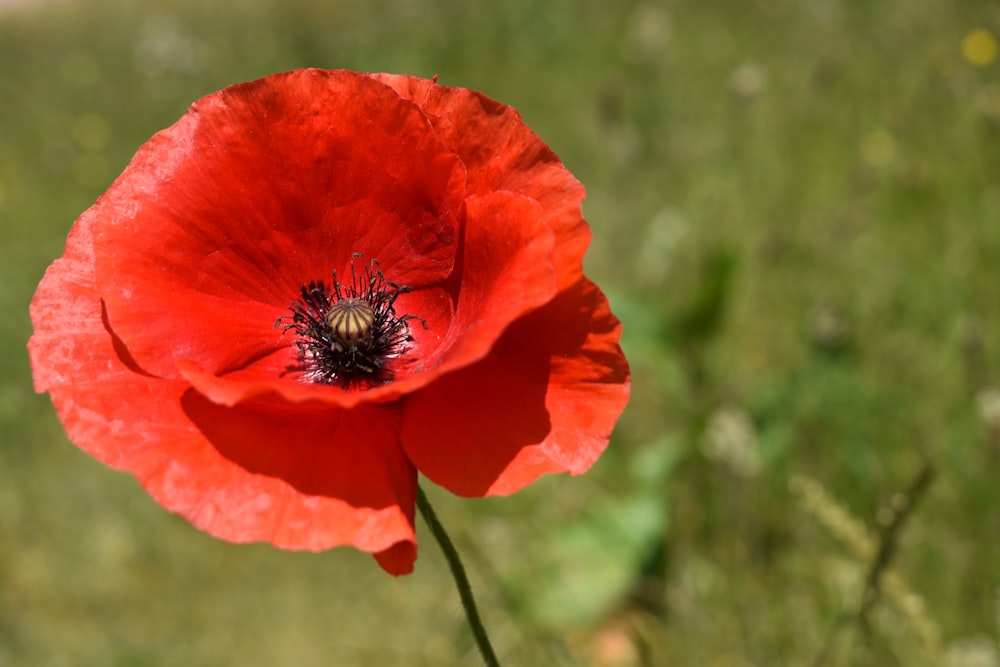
[2,0,999,665]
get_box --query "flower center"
[277,256,426,388]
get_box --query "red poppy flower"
[28,69,630,575]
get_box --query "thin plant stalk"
[416,485,501,667]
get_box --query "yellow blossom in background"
[962,28,998,66]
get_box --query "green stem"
[416,485,501,667]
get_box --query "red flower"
[28,69,630,575]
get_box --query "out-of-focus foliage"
[2,0,999,665]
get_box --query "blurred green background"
[2,0,999,665]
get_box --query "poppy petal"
[53,376,419,573]
[92,70,465,381]
[425,190,557,371]
[179,393,418,572]
[371,73,590,290]
[401,279,630,497]
[29,214,419,574]
[29,206,130,393]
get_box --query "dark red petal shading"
[424,190,557,371]
[371,73,590,291]
[29,211,419,575]
[401,278,630,497]
[93,69,464,381]
[180,394,418,572]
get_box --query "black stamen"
[276,255,427,388]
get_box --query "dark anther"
[277,255,427,387]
